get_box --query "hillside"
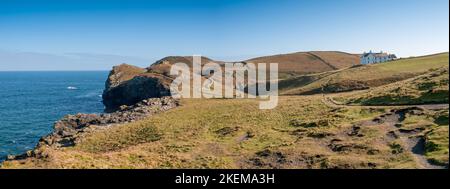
[108,51,359,86]
[246,51,359,78]
[338,67,449,105]
[102,51,360,111]
[280,53,449,95]
[146,51,359,78]
[147,56,218,77]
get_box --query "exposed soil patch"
[289,119,330,128]
[308,132,335,139]
[323,94,448,168]
[215,126,240,137]
[402,137,444,169]
[236,131,254,142]
[386,131,399,139]
[411,137,426,155]
[328,139,369,153]
[248,149,287,168]
[352,107,446,169]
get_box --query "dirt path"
[323,95,448,169]
[322,95,449,110]
[400,137,444,169]
[358,110,445,169]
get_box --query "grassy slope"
[308,51,359,68]
[425,124,449,166]
[147,51,359,80]
[281,53,449,95]
[3,95,443,169]
[246,51,359,79]
[340,67,449,105]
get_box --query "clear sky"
[0,0,448,70]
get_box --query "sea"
[0,71,108,161]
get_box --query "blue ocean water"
[0,71,108,160]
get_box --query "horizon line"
[0,70,111,72]
[1,51,448,72]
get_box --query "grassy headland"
[2,52,448,169]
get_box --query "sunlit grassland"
[281,53,449,95]
[3,95,439,169]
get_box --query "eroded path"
[323,95,448,169]
[355,109,444,169]
[322,95,449,110]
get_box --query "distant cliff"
[102,64,172,112]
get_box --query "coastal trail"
[322,95,449,110]
[322,95,448,169]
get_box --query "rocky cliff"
[102,64,173,112]
[101,56,218,112]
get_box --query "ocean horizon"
[0,71,109,160]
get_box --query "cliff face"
[102,64,173,112]
[101,56,216,112]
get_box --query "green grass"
[433,110,449,126]
[396,110,449,167]
[281,53,449,95]
[343,67,449,105]
[425,126,449,166]
[278,71,336,93]
[76,124,162,153]
[3,96,440,169]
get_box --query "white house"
[360,51,397,64]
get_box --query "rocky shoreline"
[5,97,179,161]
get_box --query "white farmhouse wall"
[360,52,396,64]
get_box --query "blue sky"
[0,0,448,70]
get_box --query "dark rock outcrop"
[102,64,173,112]
[102,56,224,112]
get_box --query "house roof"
[373,53,389,57]
[361,52,395,58]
